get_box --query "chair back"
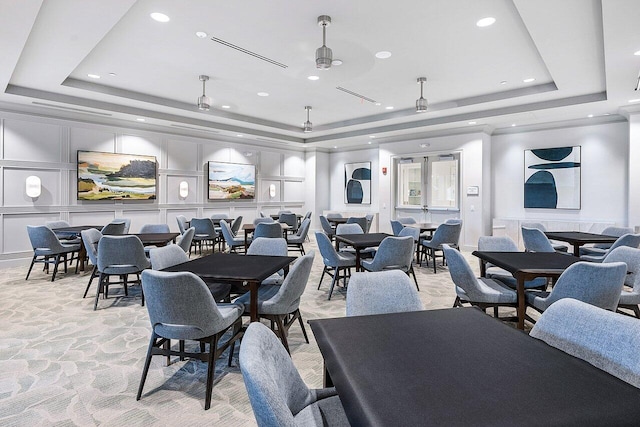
[231,216,243,234]
[279,213,298,230]
[101,221,126,235]
[254,222,282,239]
[346,217,367,233]
[240,322,315,426]
[45,220,71,229]
[521,227,555,252]
[113,218,131,234]
[303,211,312,221]
[142,270,228,340]
[319,216,334,235]
[259,211,267,218]
[190,218,217,237]
[277,210,292,215]
[608,233,640,252]
[427,223,462,248]
[176,215,188,234]
[253,217,275,225]
[294,218,311,239]
[139,223,170,234]
[336,223,363,235]
[97,235,150,272]
[347,271,423,316]
[150,244,189,270]
[478,236,518,252]
[219,220,237,244]
[398,226,420,242]
[603,246,640,290]
[178,227,195,252]
[530,298,640,389]
[326,213,342,219]
[396,217,417,225]
[210,213,229,220]
[315,231,341,266]
[247,237,287,256]
[390,220,404,236]
[442,244,488,301]
[259,252,314,314]
[444,219,462,225]
[545,261,627,311]
[365,214,374,232]
[521,222,546,231]
[81,228,102,265]
[365,236,414,272]
[595,226,634,249]
[27,225,64,252]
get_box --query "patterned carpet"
[0,236,522,426]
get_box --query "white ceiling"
[2,0,640,150]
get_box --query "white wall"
[492,121,629,226]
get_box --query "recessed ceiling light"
[375,102,382,106]
[629,99,640,103]
[136,118,145,122]
[332,59,343,66]
[369,135,376,138]
[511,123,516,127]
[368,141,372,144]
[87,73,100,79]
[523,78,536,83]
[385,106,394,110]
[236,134,243,137]
[221,105,230,109]
[333,146,338,149]
[587,114,594,118]
[307,75,320,81]
[634,50,640,56]
[604,113,611,116]
[257,92,269,97]
[150,12,170,22]
[108,72,117,77]
[420,143,430,148]
[375,51,392,59]
[196,31,208,38]
[500,80,507,85]
[468,121,477,125]
[476,17,496,27]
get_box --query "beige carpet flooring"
[1,236,524,426]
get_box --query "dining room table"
[472,251,579,329]
[131,232,180,246]
[309,307,640,426]
[407,222,440,260]
[161,252,296,322]
[334,232,391,271]
[543,231,618,256]
[51,225,103,271]
[241,223,290,249]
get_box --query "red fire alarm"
[382,167,387,175]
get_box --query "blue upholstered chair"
[100,221,127,235]
[346,217,367,233]
[365,213,374,233]
[390,220,404,236]
[443,244,517,316]
[397,217,417,225]
[346,271,423,317]
[521,226,555,253]
[525,261,627,317]
[137,270,243,410]
[81,228,102,297]
[113,218,131,234]
[231,215,243,235]
[45,220,81,244]
[26,225,81,282]
[278,212,298,234]
[240,322,349,426]
[234,252,315,353]
[530,298,640,389]
[603,246,640,318]
[361,235,419,290]
[253,217,275,225]
[326,213,343,219]
[177,227,195,254]
[139,223,170,233]
[94,235,151,310]
[579,226,634,256]
[319,215,336,241]
[421,223,462,273]
[254,222,282,239]
[316,231,356,300]
[287,218,311,255]
[580,234,640,263]
[190,218,219,254]
[444,218,462,225]
[477,236,547,290]
[210,213,229,220]
[247,237,288,285]
[521,222,568,252]
[219,219,245,253]
[176,215,188,234]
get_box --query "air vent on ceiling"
[170,124,220,133]
[335,86,377,103]
[32,102,112,116]
[256,137,290,145]
[210,37,288,68]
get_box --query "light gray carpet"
[1,237,520,426]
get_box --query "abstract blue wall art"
[345,162,371,204]
[524,146,581,209]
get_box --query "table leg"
[573,244,580,257]
[355,251,362,272]
[244,233,249,254]
[516,275,525,330]
[78,243,87,271]
[323,361,334,388]
[248,280,259,322]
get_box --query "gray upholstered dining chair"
[524,261,627,317]
[230,215,243,235]
[316,231,356,300]
[177,227,195,254]
[521,226,556,253]
[247,237,288,285]
[444,218,462,225]
[278,212,298,233]
[139,223,170,233]
[287,218,310,255]
[477,235,547,290]
[254,222,282,239]
[390,220,404,236]
[443,244,517,317]
[94,235,151,310]
[346,217,367,233]
[326,213,343,219]
[210,213,229,220]
[579,226,634,256]
[45,220,81,244]
[421,222,462,273]
[81,228,102,298]
[346,271,423,316]
[319,215,336,241]
[579,233,640,263]
[137,270,243,410]
[361,235,419,290]
[239,322,349,427]
[253,217,275,225]
[26,225,81,282]
[396,217,417,225]
[234,252,315,353]
[176,215,188,235]
[219,219,245,253]
[190,218,219,254]
[521,222,568,252]
[113,218,131,234]
[530,298,640,389]
[603,246,640,318]
[100,221,127,235]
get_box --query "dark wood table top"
[51,225,102,235]
[242,223,290,231]
[544,231,618,245]
[131,232,180,245]
[335,233,391,248]
[270,214,303,220]
[310,308,640,426]
[472,251,579,275]
[407,222,440,232]
[327,217,349,225]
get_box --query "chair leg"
[204,335,219,410]
[51,254,61,281]
[409,266,419,291]
[453,296,462,307]
[634,305,640,319]
[136,333,157,401]
[94,273,106,310]
[296,309,310,344]
[318,266,327,289]
[327,269,339,300]
[432,249,437,274]
[274,315,290,354]
[25,255,37,280]
[493,306,499,317]
[83,266,98,298]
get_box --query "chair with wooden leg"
[315,232,356,300]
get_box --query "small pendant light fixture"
[197,75,212,110]
[303,106,313,133]
[316,16,333,69]
[416,77,428,113]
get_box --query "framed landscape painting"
[208,161,255,200]
[524,146,581,209]
[77,151,157,200]
[345,161,371,204]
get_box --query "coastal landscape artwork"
[208,161,255,200]
[77,151,157,200]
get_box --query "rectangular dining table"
[241,223,290,248]
[309,308,640,427]
[334,233,391,270]
[52,225,103,271]
[161,252,296,321]
[132,232,180,246]
[472,251,579,329]
[543,231,618,256]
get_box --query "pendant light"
[303,106,313,133]
[197,75,212,110]
[316,16,333,69]
[416,77,428,113]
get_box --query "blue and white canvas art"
[345,162,371,204]
[208,161,255,200]
[524,146,581,209]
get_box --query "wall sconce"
[26,175,41,198]
[179,180,189,198]
[382,167,387,176]
[269,184,276,199]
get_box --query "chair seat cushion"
[324,252,356,268]
[234,284,298,315]
[455,278,517,304]
[488,271,547,290]
[293,395,350,427]
[618,290,640,305]
[525,290,552,311]
[579,254,605,263]
[203,281,232,302]
[579,246,608,257]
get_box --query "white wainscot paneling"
[166,175,198,204]
[3,168,60,206]
[261,151,282,177]
[166,209,199,233]
[123,210,161,233]
[261,180,281,202]
[203,208,232,219]
[69,128,116,161]
[5,213,63,253]
[283,153,305,177]
[231,208,258,226]
[69,211,116,227]
[167,139,199,171]
[4,119,62,162]
[121,134,162,159]
[283,181,304,202]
